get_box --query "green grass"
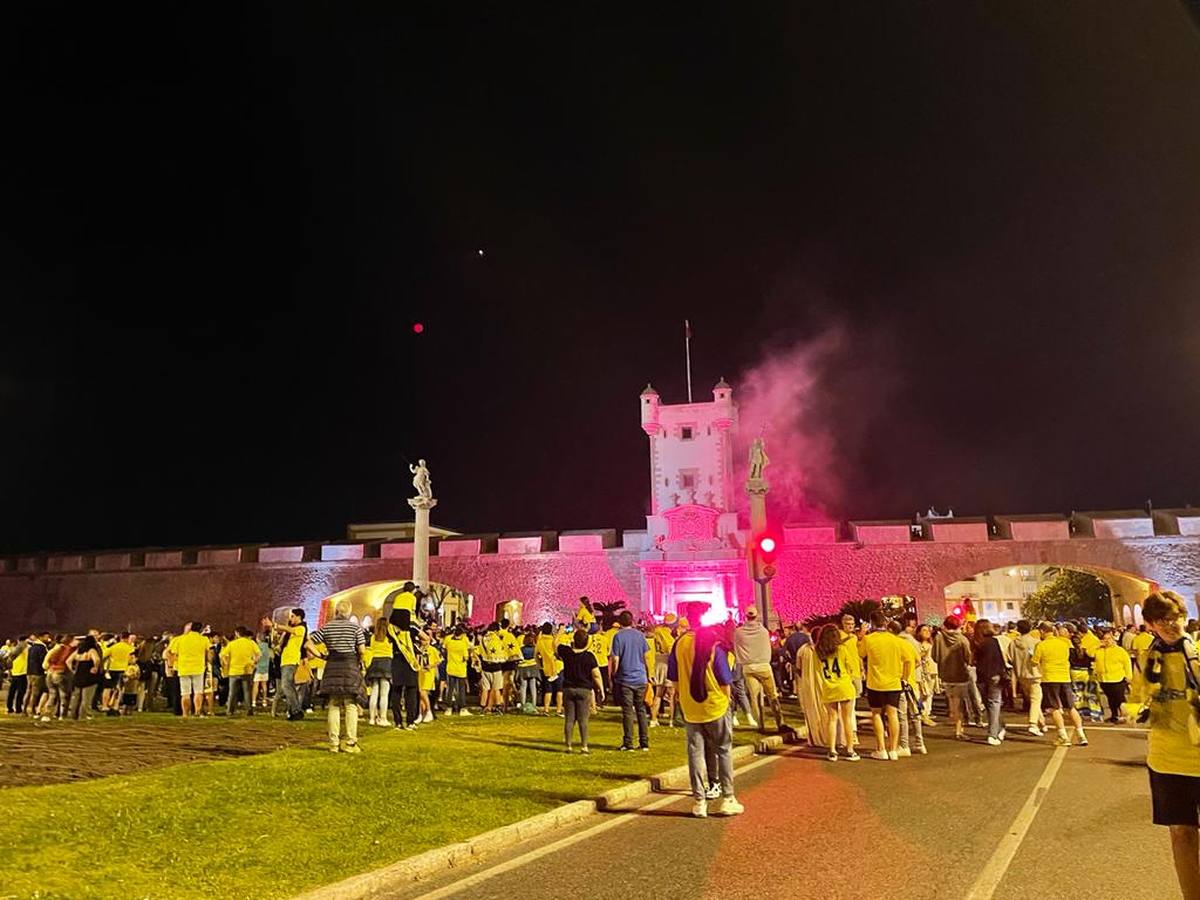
[0,708,773,900]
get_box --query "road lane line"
[964,744,1069,900]
[415,753,783,900]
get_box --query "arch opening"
[942,564,1156,624]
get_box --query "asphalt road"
[387,719,1174,900]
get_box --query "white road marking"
[415,753,783,899]
[963,744,1069,900]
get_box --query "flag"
[684,319,692,340]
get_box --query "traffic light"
[749,530,780,584]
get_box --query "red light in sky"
[759,536,776,554]
[412,322,424,334]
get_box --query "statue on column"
[410,459,433,503]
[749,437,769,481]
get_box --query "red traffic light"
[759,536,776,554]
[952,605,963,617]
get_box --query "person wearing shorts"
[1141,590,1200,900]
[479,624,507,714]
[1033,623,1087,747]
[861,611,911,761]
[168,622,211,719]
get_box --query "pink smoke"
[732,328,855,524]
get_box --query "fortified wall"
[4,509,1200,635]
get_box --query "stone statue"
[749,438,769,481]
[410,458,433,502]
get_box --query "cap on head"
[745,608,759,620]
[663,613,677,624]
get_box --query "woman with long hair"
[815,624,859,760]
[796,622,834,751]
[558,628,603,753]
[365,616,393,726]
[66,636,101,721]
[973,619,1009,745]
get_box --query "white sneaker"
[827,750,839,761]
[459,709,472,717]
[998,727,1007,741]
[887,750,899,761]
[987,736,1002,746]
[1075,728,1088,746]
[914,746,928,755]
[368,717,377,727]
[731,714,742,727]
[896,747,912,758]
[870,750,890,761]
[1028,724,1044,737]
[713,797,745,816]
[39,716,50,723]
[692,799,708,818]
[747,715,759,729]
[845,750,861,761]
[422,711,434,723]
[649,719,659,728]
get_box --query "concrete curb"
[295,733,798,900]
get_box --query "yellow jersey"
[1146,639,1200,777]
[173,631,211,677]
[1033,636,1072,684]
[671,632,729,724]
[861,630,905,692]
[443,635,470,679]
[818,641,857,704]
[1093,644,1132,683]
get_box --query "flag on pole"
[684,319,692,340]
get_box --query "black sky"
[4,4,1200,554]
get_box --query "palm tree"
[593,600,626,629]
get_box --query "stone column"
[746,475,773,624]
[408,495,437,591]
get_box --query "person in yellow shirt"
[442,625,472,716]
[6,639,29,714]
[590,624,613,707]
[102,632,135,712]
[668,625,744,818]
[220,626,261,717]
[815,623,860,761]
[269,609,309,721]
[1139,591,1200,900]
[167,622,211,719]
[860,611,911,760]
[364,617,393,726]
[1092,626,1133,723]
[1032,622,1087,746]
[536,623,564,716]
[1132,624,1158,703]
[650,614,677,725]
[839,613,863,698]
[575,597,596,629]
[418,632,441,723]
[478,623,508,714]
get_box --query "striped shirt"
[310,619,365,655]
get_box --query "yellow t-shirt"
[862,631,905,692]
[818,641,857,704]
[1093,644,1133,683]
[672,632,729,724]
[280,625,307,666]
[899,637,920,690]
[10,648,28,677]
[500,630,521,661]
[1080,631,1100,656]
[590,630,611,667]
[1146,639,1200,776]
[174,631,211,677]
[222,637,259,677]
[369,637,393,660]
[651,626,675,656]
[1033,636,1072,684]
[105,641,134,673]
[576,605,596,627]
[840,630,862,679]
[443,635,470,678]
[419,646,441,691]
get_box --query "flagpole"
[684,319,693,403]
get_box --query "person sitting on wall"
[576,597,596,630]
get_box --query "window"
[681,426,694,441]
[681,473,695,489]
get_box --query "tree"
[593,600,626,629]
[1023,569,1112,621]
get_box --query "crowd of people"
[5,589,1200,839]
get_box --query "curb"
[295,731,797,900]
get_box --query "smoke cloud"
[732,324,897,524]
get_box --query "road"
[386,719,1173,900]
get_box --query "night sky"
[4,5,1200,555]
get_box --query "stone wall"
[0,551,643,636]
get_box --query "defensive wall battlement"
[4,509,1200,635]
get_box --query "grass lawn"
[0,706,782,900]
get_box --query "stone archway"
[939,563,1156,624]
